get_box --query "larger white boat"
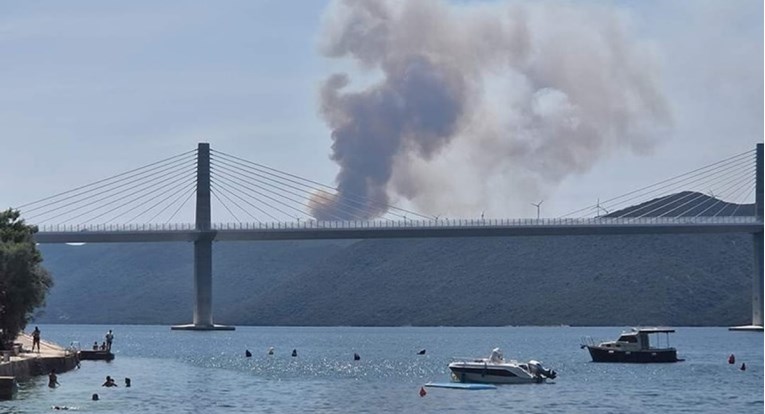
[448,348,557,384]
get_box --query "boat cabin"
[601,328,675,351]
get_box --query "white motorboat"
[448,348,556,384]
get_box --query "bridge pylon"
[730,142,764,331]
[172,143,234,331]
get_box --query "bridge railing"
[35,216,761,233]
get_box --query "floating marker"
[353,353,360,361]
[740,362,746,371]
[292,349,298,357]
[728,354,735,364]
[417,349,426,355]
[419,387,427,397]
[245,350,252,358]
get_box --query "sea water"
[1,325,761,413]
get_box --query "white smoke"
[315,0,672,219]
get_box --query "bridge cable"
[64,172,196,225]
[95,171,197,225]
[621,162,754,219]
[626,160,755,219]
[591,155,755,218]
[165,185,197,224]
[560,148,755,218]
[140,179,200,224]
[211,160,354,221]
[703,177,756,218]
[651,173,753,219]
[42,164,195,224]
[16,149,196,211]
[210,173,281,221]
[210,152,409,220]
[210,154,384,220]
[603,154,754,218]
[211,166,329,221]
[723,183,757,218]
[212,149,431,220]
[29,163,196,224]
[210,187,241,224]
[698,174,756,218]
[209,173,262,223]
[22,155,196,218]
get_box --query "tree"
[0,209,53,350]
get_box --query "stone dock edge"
[0,334,80,399]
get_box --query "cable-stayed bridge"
[15,143,764,331]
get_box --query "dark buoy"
[92,393,99,401]
[740,362,746,371]
[728,354,735,364]
[419,386,427,397]
[245,350,252,358]
[292,349,297,357]
[417,349,426,355]
[268,347,274,355]
[353,353,360,361]
[124,377,131,387]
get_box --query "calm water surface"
[0,325,761,413]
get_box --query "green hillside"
[36,233,756,326]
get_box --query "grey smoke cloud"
[314,0,672,219]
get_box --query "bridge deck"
[33,217,763,243]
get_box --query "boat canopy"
[634,328,675,334]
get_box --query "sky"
[0,0,762,223]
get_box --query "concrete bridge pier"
[172,143,234,331]
[730,143,764,331]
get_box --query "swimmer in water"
[48,370,59,388]
[101,376,117,387]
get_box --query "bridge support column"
[172,142,234,331]
[731,143,763,331]
[192,236,213,326]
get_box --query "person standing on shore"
[32,327,41,353]
[105,330,114,351]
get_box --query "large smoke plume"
[313,0,671,219]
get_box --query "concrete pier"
[730,143,764,332]
[0,333,79,399]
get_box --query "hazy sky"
[0,0,762,222]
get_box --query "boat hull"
[585,346,678,363]
[448,366,543,384]
[78,350,114,361]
